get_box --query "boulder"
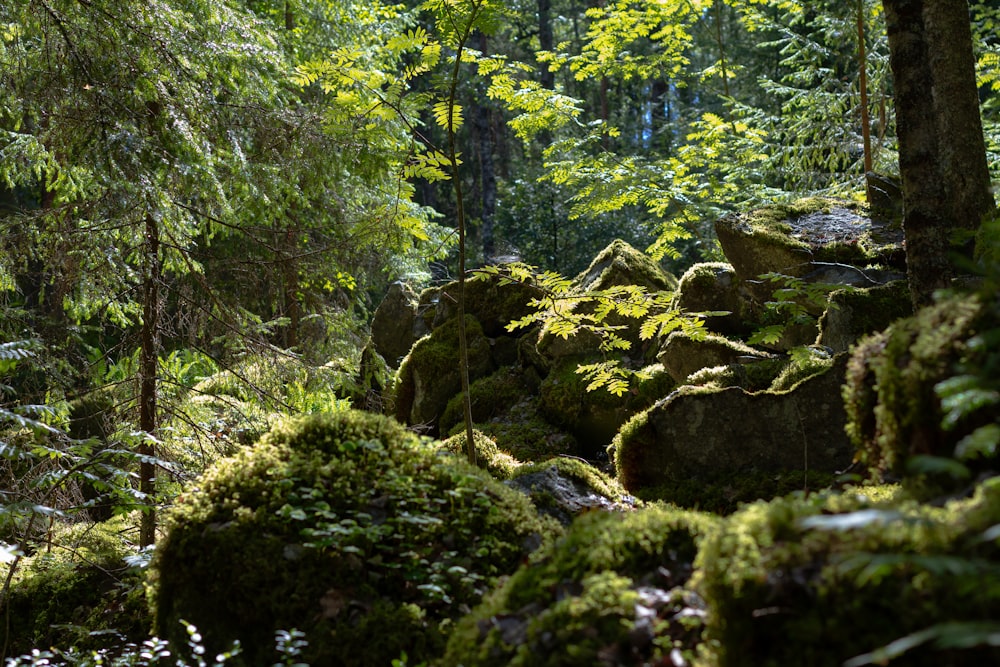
[369,281,419,368]
[393,315,494,434]
[536,239,677,363]
[714,197,905,298]
[505,457,636,525]
[430,274,541,337]
[817,280,912,353]
[674,262,749,336]
[612,355,853,508]
[698,480,1000,667]
[441,506,717,667]
[657,331,771,383]
[843,291,1000,497]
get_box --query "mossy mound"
[439,429,523,480]
[441,506,717,667]
[149,410,561,666]
[844,292,1000,496]
[439,367,537,436]
[574,238,678,293]
[1,519,148,656]
[696,480,1000,666]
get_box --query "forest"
[1,0,999,665]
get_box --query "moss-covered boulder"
[656,331,772,383]
[506,457,636,524]
[843,292,1000,496]
[370,281,420,368]
[674,262,750,336]
[818,280,913,353]
[539,360,675,458]
[439,367,539,436]
[441,505,717,667]
[715,198,906,313]
[612,355,852,510]
[430,274,541,338]
[438,428,523,480]
[536,239,677,362]
[149,410,561,666]
[393,315,494,434]
[696,480,1000,667]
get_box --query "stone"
[369,281,419,368]
[817,280,912,353]
[657,331,771,383]
[505,458,636,525]
[613,355,853,504]
[673,262,750,336]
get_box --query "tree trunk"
[474,37,497,261]
[537,0,555,91]
[882,0,996,307]
[138,214,160,547]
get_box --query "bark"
[883,0,995,307]
[537,0,555,91]
[474,40,497,261]
[138,214,160,547]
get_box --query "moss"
[769,352,835,392]
[150,410,560,666]
[843,292,999,496]
[818,280,912,352]
[685,358,789,393]
[574,238,678,292]
[696,480,1000,667]
[439,367,531,435]
[512,456,631,506]
[441,505,718,667]
[470,410,580,463]
[438,429,523,480]
[1,518,149,656]
[393,315,493,431]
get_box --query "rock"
[537,239,677,364]
[843,291,999,497]
[817,280,912,353]
[441,506,717,667]
[393,315,494,434]
[657,331,771,383]
[431,274,541,337]
[505,457,636,524]
[698,480,1000,667]
[369,281,419,368]
[715,197,905,298]
[539,360,675,459]
[612,355,853,508]
[673,262,750,336]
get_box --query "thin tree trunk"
[857,0,873,178]
[138,214,160,547]
[882,0,995,307]
[475,34,497,261]
[538,0,554,91]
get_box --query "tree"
[882,0,997,307]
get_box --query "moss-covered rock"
[818,280,913,353]
[441,505,717,667]
[1,519,148,656]
[612,355,852,510]
[696,480,1000,667]
[685,357,790,393]
[465,401,580,464]
[843,292,1000,496]
[149,410,561,666]
[393,315,494,434]
[369,281,420,368]
[506,457,636,524]
[674,262,750,336]
[431,274,541,337]
[715,198,901,287]
[539,361,673,458]
[439,367,537,436]
[536,239,677,363]
[656,331,771,384]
